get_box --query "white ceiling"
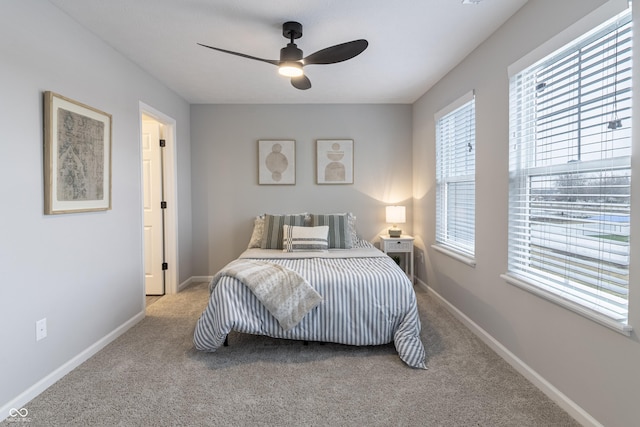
[48,0,527,104]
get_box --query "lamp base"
[388,228,402,238]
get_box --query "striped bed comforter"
[193,246,426,369]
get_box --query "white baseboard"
[0,311,145,423]
[415,277,602,427]
[178,276,212,292]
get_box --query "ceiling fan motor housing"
[281,44,303,62]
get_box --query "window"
[435,91,476,261]
[507,9,632,331]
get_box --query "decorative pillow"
[282,225,329,252]
[348,213,358,243]
[247,215,265,248]
[311,213,354,249]
[261,213,307,249]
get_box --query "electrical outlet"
[36,318,47,341]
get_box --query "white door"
[142,120,165,295]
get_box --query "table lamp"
[386,206,405,238]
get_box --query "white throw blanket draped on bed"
[210,259,323,331]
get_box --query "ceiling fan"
[198,21,368,90]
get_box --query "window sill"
[432,244,476,267]
[501,273,633,336]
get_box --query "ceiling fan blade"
[303,39,368,65]
[291,75,311,90]
[197,43,279,66]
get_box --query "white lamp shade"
[386,206,406,224]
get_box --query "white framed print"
[258,140,295,185]
[316,139,353,184]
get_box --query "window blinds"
[508,10,632,324]
[435,92,476,258]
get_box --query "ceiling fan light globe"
[278,62,304,77]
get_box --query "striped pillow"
[311,213,354,249]
[261,214,307,249]
[282,225,329,252]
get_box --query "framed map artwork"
[44,92,112,214]
[258,140,295,185]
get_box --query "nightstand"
[379,235,414,283]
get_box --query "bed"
[193,213,426,369]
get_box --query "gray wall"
[0,0,192,410]
[190,104,413,274]
[412,0,640,425]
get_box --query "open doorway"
[139,102,178,295]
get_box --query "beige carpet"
[6,282,578,426]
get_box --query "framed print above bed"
[43,91,112,214]
[316,139,353,184]
[258,140,296,185]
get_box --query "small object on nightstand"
[388,228,402,238]
[380,234,414,283]
[386,205,405,237]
